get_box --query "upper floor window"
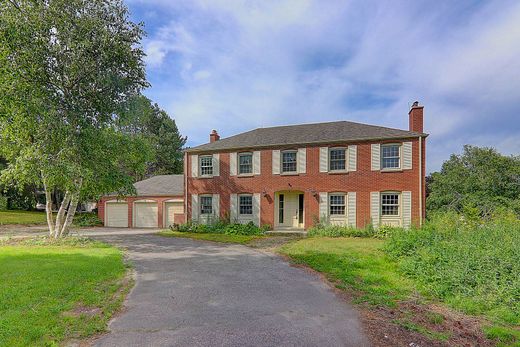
[239,195,253,215]
[199,156,213,176]
[329,148,346,171]
[381,144,400,169]
[200,196,213,215]
[281,151,297,173]
[238,153,253,174]
[329,194,346,215]
[381,193,399,216]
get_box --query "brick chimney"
[209,129,220,143]
[409,101,424,133]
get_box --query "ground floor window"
[239,195,253,215]
[381,193,399,216]
[200,196,213,215]
[329,194,346,215]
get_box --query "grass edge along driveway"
[0,210,49,225]
[0,238,131,346]
[279,237,520,347]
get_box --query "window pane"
[239,195,253,215]
[282,152,297,172]
[329,149,346,171]
[239,154,252,174]
[329,195,346,215]
[200,196,213,214]
[381,145,400,169]
[200,156,213,175]
[381,193,399,216]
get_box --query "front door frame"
[274,191,304,229]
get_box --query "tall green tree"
[0,0,150,237]
[427,145,520,217]
[118,95,187,179]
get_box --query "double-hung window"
[199,156,213,176]
[238,153,253,175]
[329,148,346,171]
[200,196,213,215]
[281,151,297,173]
[239,195,253,215]
[381,193,399,216]
[381,144,400,169]
[329,194,346,215]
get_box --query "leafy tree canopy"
[427,145,520,217]
[0,0,150,236]
[117,95,187,179]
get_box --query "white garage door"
[164,202,184,227]
[134,202,158,228]
[105,202,128,227]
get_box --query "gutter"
[185,133,429,154]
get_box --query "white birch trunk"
[54,191,71,237]
[59,178,82,237]
[42,177,55,237]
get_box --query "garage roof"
[131,175,184,196]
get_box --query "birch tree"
[0,0,149,237]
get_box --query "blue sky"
[125,0,520,172]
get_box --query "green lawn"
[157,230,264,244]
[0,210,48,225]
[0,239,130,346]
[279,237,414,307]
[280,236,520,346]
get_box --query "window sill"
[196,175,215,179]
[281,172,299,176]
[328,170,348,175]
[237,173,254,178]
[380,168,402,173]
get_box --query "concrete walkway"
[90,232,369,347]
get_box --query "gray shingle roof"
[187,120,427,153]
[132,175,184,196]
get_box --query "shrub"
[385,212,520,325]
[171,220,265,236]
[307,220,402,239]
[0,195,7,210]
[308,223,376,238]
[73,212,102,227]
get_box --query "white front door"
[275,192,304,229]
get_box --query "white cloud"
[131,0,520,172]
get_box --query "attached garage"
[134,200,158,228]
[99,175,185,228]
[164,201,184,227]
[105,201,128,227]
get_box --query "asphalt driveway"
[92,232,369,347]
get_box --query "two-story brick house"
[185,102,427,230]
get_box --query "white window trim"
[199,194,213,215]
[238,194,253,216]
[199,155,214,177]
[328,193,347,216]
[238,152,254,176]
[380,191,401,218]
[281,150,298,174]
[328,147,348,173]
[381,143,402,171]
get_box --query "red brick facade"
[98,195,185,228]
[186,137,426,229]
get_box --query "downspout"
[418,136,423,225]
